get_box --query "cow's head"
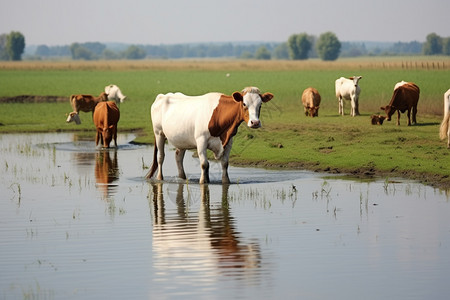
[99,92,109,101]
[309,106,320,117]
[66,112,81,124]
[235,87,273,129]
[349,76,362,87]
[380,105,395,121]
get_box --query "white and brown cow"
[301,87,321,117]
[146,87,274,184]
[380,82,420,126]
[439,89,450,148]
[93,101,120,148]
[66,92,109,124]
[335,76,362,116]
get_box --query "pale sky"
[1,0,448,46]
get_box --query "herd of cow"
[65,79,450,184]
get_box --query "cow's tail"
[439,112,450,140]
[145,138,158,179]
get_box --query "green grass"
[0,59,449,188]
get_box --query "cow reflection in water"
[95,150,119,198]
[149,183,261,279]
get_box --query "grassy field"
[1,58,449,189]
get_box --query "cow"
[439,89,450,148]
[105,84,127,105]
[301,87,321,117]
[93,101,120,148]
[371,114,386,125]
[335,76,362,116]
[146,87,274,184]
[66,92,109,124]
[380,82,420,126]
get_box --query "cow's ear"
[232,92,244,102]
[380,106,385,110]
[261,92,273,103]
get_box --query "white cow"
[335,76,362,116]
[104,84,127,105]
[439,89,450,148]
[146,87,274,184]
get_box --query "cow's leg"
[350,97,356,117]
[155,134,166,181]
[113,128,118,147]
[397,111,401,126]
[196,139,209,184]
[354,97,360,116]
[412,105,417,125]
[447,125,450,149]
[220,139,233,184]
[95,131,100,146]
[338,98,344,116]
[406,109,412,126]
[175,148,186,180]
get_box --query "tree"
[316,32,341,61]
[423,33,442,55]
[6,31,25,61]
[70,43,95,60]
[123,45,146,59]
[0,34,8,60]
[443,37,450,56]
[272,42,289,59]
[255,46,271,60]
[287,33,312,60]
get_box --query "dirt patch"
[230,159,450,191]
[0,95,68,103]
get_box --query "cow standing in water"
[93,101,120,148]
[66,92,109,124]
[146,87,274,184]
[335,76,362,116]
[380,82,420,126]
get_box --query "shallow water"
[1,133,449,300]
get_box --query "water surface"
[1,133,449,299]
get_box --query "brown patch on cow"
[93,101,120,148]
[208,93,248,147]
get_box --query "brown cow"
[66,92,109,124]
[93,101,120,148]
[301,87,321,117]
[380,83,420,126]
[371,114,386,125]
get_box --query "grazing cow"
[93,101,120,148]
[371,114,386,125]
[380,82,420,126]
[439,89,450,148]
[105,84,127,105]
[146,87,274,184]
[301,87,321,117]
[335,76,362,116]
[66,92,109,124]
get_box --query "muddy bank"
[230,159,450,190]
[0,95,68,103]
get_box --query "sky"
[1,0,449,46]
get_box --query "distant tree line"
[0,31,25,61]
[2,31,450,61]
